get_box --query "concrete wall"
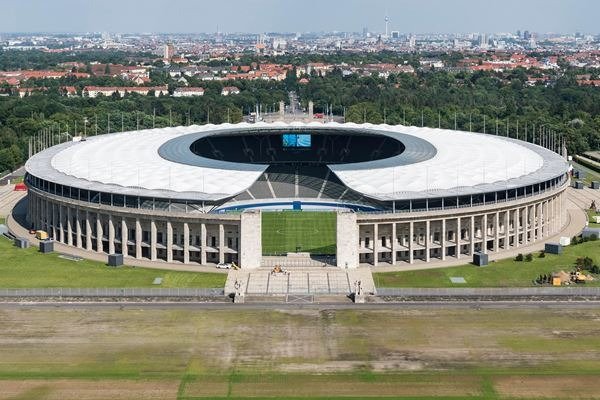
[239,211,262,269]
[336,211,359,269]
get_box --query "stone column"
[441,218,446,261]
[373,223,379,266]
[96,214,103,253]
[150,220,157,261]
[85,212,92,251]
[542,200,551,237]
[121,219,128,257]
[515,208,521,248]
[408,221,414,264]
[166,221,173,263]
[58,205,65,243]
[51,203,57,240]
[200,223,207,265]
[469,215,475,255]
[425,220,430,262]
[108,215,115,255]
[75,210,82,248]
[241,212,264,269]
[183,222,190,264]
[538,201,543,239]
[494,212,500,252]
[218,224,225,264]
[524,205,529,245]
[391,223,397,265]
[553,196,558,233]
[482,214,487,254]
[135,219,142,259]
[66,207,73,246]
[456,217,461,259]
[504,210,510,250]
[535,203,540,239]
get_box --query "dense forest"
[0,50,600,174]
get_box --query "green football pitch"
[261,211,336,255]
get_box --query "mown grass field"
[588,209,600,227]
[262,211,336,255]
[0,234,226,288]
[2,306,600,399]
[374,240,600,288]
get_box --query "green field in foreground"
[262,211,336,255]
[0,234,226,288]
[374,240,600,288]
[2,306,600,399]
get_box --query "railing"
[376,287,600,297]
[0,287,224,297]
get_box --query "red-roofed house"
[173,87,205,97]
[221,86,240,96]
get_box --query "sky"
[2,0,598,34]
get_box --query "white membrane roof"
[25,122,569,202]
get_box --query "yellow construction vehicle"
[570,270,589,283]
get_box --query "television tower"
[384,14,389,38]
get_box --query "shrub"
[539,251,546,258]
[525,253,533,262]
[515,253,524,262]
[590,234,598,241]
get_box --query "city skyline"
[2,0,599,35]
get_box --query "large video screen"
[282,133,311,148]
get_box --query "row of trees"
[297,68,600,154]
[1,52,600,171]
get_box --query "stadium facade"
[24,122,570,269]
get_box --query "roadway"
[3,300,600,311]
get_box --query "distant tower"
[408,34,416,48]
[164,43,175,60]
[478,33,488,49]
[384,14,390,38]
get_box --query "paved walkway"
[225,266,375,295]
[0,184,26,218]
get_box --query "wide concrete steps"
[225,267,375,296]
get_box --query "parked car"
[216,262,232,269]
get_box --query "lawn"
[572,160,600,186]
[0,234,226,288]
[588,209,600,228]
[262,211,336,255]
[373,240,600,288]
[2,306,600,399]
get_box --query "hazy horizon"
[2,0,598,35]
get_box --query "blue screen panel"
[295,134,311,147]
[282,134,298,147]
[282,133,311,148]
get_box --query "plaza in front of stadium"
[10,120,591,294]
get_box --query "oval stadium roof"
[25,121,569,202]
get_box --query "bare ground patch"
[494,376,600,399]
[0,379,179,400]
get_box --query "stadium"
[24,121,570,269]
